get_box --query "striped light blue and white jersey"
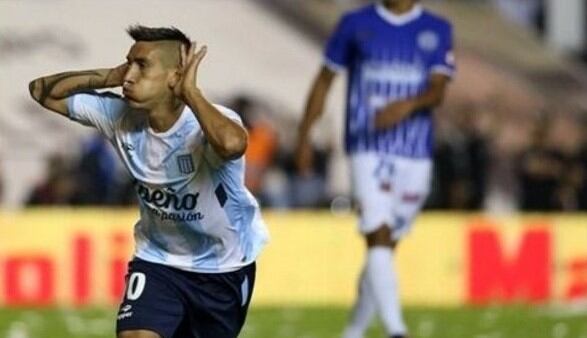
[325,3,456,158]
[67,92,269,273]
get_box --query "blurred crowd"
[17,94,333,209]
[1,0,585,212]
[26,134,136,206]
[430,99,587,212]
[5,92,585,212]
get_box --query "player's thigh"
[390,156,432,240]
[350,152,395,233]
[186,263,256,338]
[116,259,185,338]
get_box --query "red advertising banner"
[0,210,585,307]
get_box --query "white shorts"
[350,152,432,240]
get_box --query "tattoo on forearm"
[36,70,101,104]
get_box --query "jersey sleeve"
[67,91,125,141]
[203,104,245,167]
[430,22,456,78]
[324,14,355,72]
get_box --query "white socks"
[367,247,407,336]
[341,269,376,338]
[342,247,406,337]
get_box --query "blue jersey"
[325,3,455,158]
[67,92,269,273]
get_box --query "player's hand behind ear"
[107,63,128,87]
[174,42,207,100]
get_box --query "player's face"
[122,42,176,109]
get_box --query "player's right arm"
[295,66,337,176]
[28,64,127,116]
[295,12,352,175]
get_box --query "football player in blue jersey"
[296,1,455,337]
[29,25,268,338]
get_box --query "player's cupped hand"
[107,63,129,87]
[174,41,208,100]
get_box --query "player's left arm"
[376,20,455,131]
[176,43,248,161]
[374,73,450,130]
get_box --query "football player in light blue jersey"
[30,25,268,338]
[296,1,455,337]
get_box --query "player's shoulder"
[76,89,124,102]
[93,90,124,99]
[420,8,453,30]
[88,91,137,127]
[76,90,126,108]
[94,91,128,114]
[70,90,127,115]
[339,3,377,25]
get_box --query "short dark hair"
[126,25,191,49]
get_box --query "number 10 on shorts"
[125,272,146,301]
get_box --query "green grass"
[1,305,586,338]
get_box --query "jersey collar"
[147,106,190,138]
[375,2,423,26]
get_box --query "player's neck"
[147,100,185,133]
[382,0,416,15]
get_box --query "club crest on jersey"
[177,154,195,174]
[417,30,439,52]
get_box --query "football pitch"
[1,305,585,338]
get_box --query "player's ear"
[168,68,182,90]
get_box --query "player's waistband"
[345,145,433,159]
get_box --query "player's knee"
[365,225,393,247]
[118,330,162,338]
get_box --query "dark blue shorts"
[116,258,256,338]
